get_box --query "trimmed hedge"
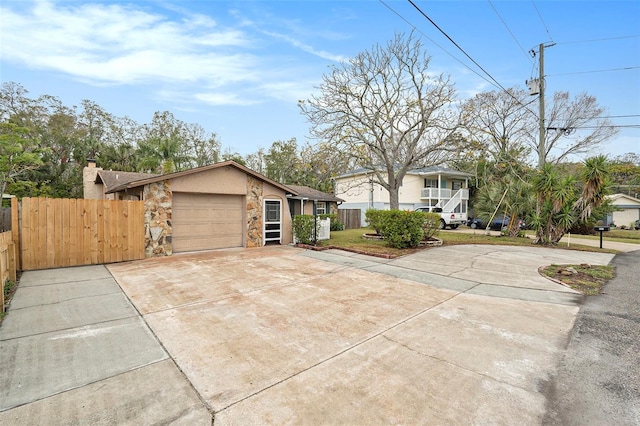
[293,214,317,244]
[365,209,427,248]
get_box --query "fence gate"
[19,197,145,271]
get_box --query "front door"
[264,199,282,245]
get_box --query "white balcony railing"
[420,188,452,199]
[421,188,469,200]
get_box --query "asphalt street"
[544,248,640,425]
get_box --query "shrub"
[421,212,441,240]
[365,209,384,235]
[292,214,317,245]
[569,218,598,235]
[378,210,426,249]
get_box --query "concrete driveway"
[101,244,613,424]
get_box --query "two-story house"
[334,166,471,227]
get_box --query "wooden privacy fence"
[19,197,145,271]
[338,209,362,230]
[0,230,18,312]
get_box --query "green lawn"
[320,227,618,257]
[566,228,640,243]
[523,228,640,244]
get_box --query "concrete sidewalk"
[0,265,211,425]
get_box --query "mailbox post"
[594,226,610,249]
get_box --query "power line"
[551,114,640,120]
[405,0,540,119]
[487,0,532,63]
[547,66,640,77]
[549,125,640,130]
[531,0,554,43]
[378,0,495,88]
[407,1,511,97]
[599,115,640,119]
[556,34,640,45]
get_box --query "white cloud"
[0,0,341,108]
[0,1,256,86]
[261,30,347,63]
[259,80,319,103]
[194,92,261,107]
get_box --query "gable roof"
[286,185,344,203]
[96,170,160,193]
[336,165,471,179]
[606,193,640,205]
[107,160,298,196]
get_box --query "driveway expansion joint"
[379,334,534,393]
[0,315,140,342]
[215,290,461,415]
[6,290,123,312]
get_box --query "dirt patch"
[540,264,615,295]
[1,277,19,323]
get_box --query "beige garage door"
[172,193,244,252]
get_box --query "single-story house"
[83,160,298,256]
[334,166,472,226]
[83,161,160,200]
[606,193,640,227]
[286,185,344,217]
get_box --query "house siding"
[608,194,640,228]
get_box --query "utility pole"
[531,42,555,170]
[538,42,546,170]
[527,41,555,240]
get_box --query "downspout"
[369,174,374,209]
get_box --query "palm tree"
[575,155,610,221]
[532,156,610,244]
[137,137,190,174]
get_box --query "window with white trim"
[315,202,327,215]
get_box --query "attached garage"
[106,161,298,257]
[172,193,244,252]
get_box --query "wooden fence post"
[11,197,20,271]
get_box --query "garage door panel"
[172,193,244,252]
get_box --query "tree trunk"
[389,186,400,210]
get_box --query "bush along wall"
[293,214,318,245]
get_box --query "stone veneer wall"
[246,176,263,247]
[144,180,173,257]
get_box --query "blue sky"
[1,0,638,160]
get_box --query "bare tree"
[299,32,461,210]
[543,91,617,164]
[461,88,534,165]
[462,87,617,167]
